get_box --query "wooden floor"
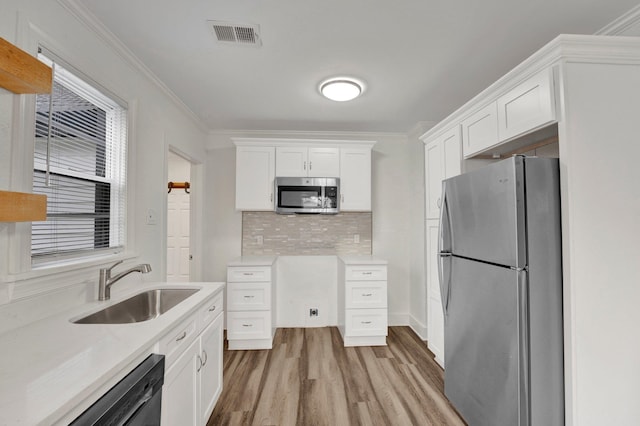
[207,327,465,426]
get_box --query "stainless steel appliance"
[439,155,564,426]
[70,354,165,425]
[275,176,339,214]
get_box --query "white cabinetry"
[235,146,275,211]
[424,126,461,219]
[425,219,444,367]
[161,292,224,426]
[339,148,372,211]
[338,257,388,346]
[461,102,499,159]
[497,68,556,142]
[226,258,276,350]
[275,146,339,177]
[234,139,375,212]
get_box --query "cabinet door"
[425,141,443,220]
[162,338,200,426]
[308,147,340,177]
[235,146,275,211]
[461,102,499,158]
[199,314,224,425]
[426,219,444,367]
[339,148,371,211]
[275,146,307,177]
[497,68,556,142]
[442,129,461,179]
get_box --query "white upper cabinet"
[236,139,374,212]
[497,68,556,142]
[340,148,371,211]
[235,145,275,211]
[461,102,499,158]
[275,147,339,177]
[424,126,461,219]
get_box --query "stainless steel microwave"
[274,177,340,214]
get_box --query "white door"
[308,147,340,177]
[167,152,191,282]
[275,146,307,176]
[339,148,371,211]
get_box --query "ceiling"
[76,0,638,134]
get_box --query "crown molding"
[57,0,208,133]
[596,4,640,35]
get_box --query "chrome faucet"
[98,260,152,301]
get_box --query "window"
[31,49,127,264]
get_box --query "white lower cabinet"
[338,257,388,346]
[226,259,276,350]
[161,292,224,426]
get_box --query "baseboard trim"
[409,315,428,341]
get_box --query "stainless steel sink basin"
[73,288,200,324]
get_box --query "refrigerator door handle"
[438,183,453,316]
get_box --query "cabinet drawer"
[345,282,387,309]
[345,309,388,336]
[227,282,271,311]
[199,291,224,330]
[159,317,198,367]
[227,266,271,282]
[345,265,387,281]
[227,311,271,340]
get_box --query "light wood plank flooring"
[208,327,465,426]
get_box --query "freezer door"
[444,257,529,426]
[442,155,526,268]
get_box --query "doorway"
[167,151,192,282]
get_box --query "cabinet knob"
[208,305,216,312]
[303,161,306,170]
[175,331,187,342]
[196,355,203,372]
[437,197,442,208]
[201,350,208,367]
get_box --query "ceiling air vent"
[207,20,262,47]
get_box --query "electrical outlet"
[354,234,360,243]
[309,308,319,317]
[256,235,263,245]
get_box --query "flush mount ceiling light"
[319,77,364,102]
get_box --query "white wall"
[0,0,207,320]
[205,131,417,327]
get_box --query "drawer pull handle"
[208,305,216,312]
[242,272,254,276]
[242,324,253,327]
[361,321,372,325]
[176,331,187,342]
[201,350,208,367]
[362,272,373,275]
[244,295,255,299]
[362,293,373,297]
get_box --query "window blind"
[32,50,127,263]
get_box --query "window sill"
[1,251,139,303]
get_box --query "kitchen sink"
[73,288,200,324]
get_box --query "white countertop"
[228,255,277,266]
[338,255,388,265]
[0,281,224,425]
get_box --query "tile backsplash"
[242,212,372,256]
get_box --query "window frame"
[3,29,137,287]
[30,48,129,265]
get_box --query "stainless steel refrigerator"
[439,155,564,426]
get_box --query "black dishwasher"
[70,353,165,426]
